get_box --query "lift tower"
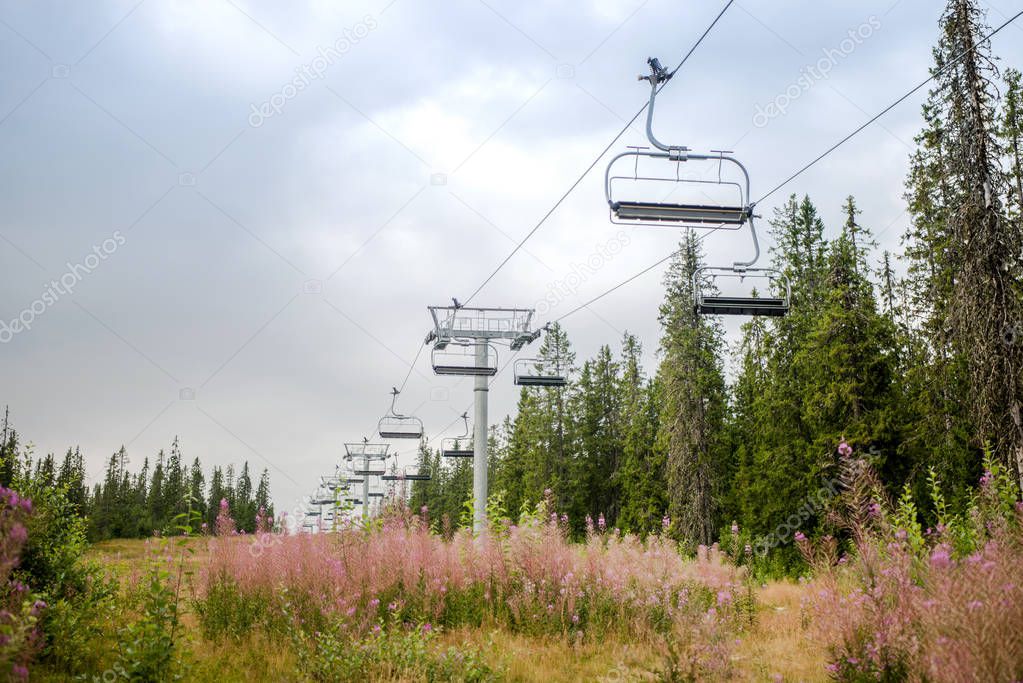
[426,302,537,532]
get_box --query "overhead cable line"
[756,8,1023,204]
[461,0,737,307]
[550,7,1023,325]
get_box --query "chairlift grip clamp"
[668,147,689,162]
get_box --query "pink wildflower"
[837,441,853,458]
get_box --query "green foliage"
[891,485,926,555]
[294,620,499,683]
[114,556,189,681]
[111,508,199,681]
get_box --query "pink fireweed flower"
[837,441,853,458]
[662,515,671,531]
[717,590,732,605]
[9,524,27,544]
[422,623,432,633]
[794,531,806,542]
[731,522,739,535]
[597,514,606,532]
[980,470,994,486]
[572,614,580,623]
[369,598,380,608]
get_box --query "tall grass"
[195,505,750,679]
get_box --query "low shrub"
[291,616,497,682]
[0,486,43,681]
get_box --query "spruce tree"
[656,231,729,546]
[905,0,1023,484]
[615,334,664,535]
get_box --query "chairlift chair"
[431,341,498,376]
[441,412,474,458]
[351,465,386,476]
[605,58,754,230]
[513,357,567,387]
[382,466,431,481]
[690,195,791,318]
[693,267,790,317]
[377,388,424,439]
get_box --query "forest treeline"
[0,420,274,539]
[410,2,1023,560]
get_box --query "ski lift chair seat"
[695,295,788,317]
[611,201,748,225]
[441,442,473,458]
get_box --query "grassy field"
[79,538,827,682]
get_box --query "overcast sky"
[2,0,1022,515]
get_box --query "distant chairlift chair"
[441,412,474,458]
[377,388,425,439]
[382,465,431,481]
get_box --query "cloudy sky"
[2,0,1022,514]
